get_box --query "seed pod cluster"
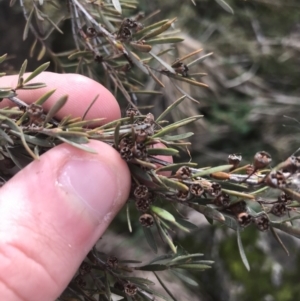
[133,185,153,212]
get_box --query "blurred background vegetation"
[1,0,300,300]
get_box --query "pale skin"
[0,72,132,301]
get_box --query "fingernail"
[58,159,117,221]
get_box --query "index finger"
[0,72,121,124]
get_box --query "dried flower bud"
[246,164,255,175]
[254,214,269,231]
[189,182,204,196]
[132,143,147,159]
[139,213,154,227]
[120,146,134,162]
[253,151,272,170]
[126,107,140,118]
[106,256,118,268]
[172,62,189,77]
[117,26,132,41]
[278,192,292,203]
[26,103,43,125]
[134,185,149,199]
[75,275,86,288]
[86,26,97,37]
[175,166,191,179]
[134,129,148,143]
[228,201,247,215]
[176,190,190,201]
[270,203,287,217]
[228,153,242,169]
[124,283,138,296]
[280,156,300,174]
[79,262,91,276]
[94,54,103,63]
[265,170,286,188]
[144,113,155,125]
[210,182,222,196]
[119,137,132,149]
[136,198,151,212]
[214,192,230,207]
[123,18,139,29]
[237,212,253,227]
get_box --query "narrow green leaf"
[5,147,23,169]
[57,136,97,153]
[143,227,158,253]
[175,218,198,231]
[162,132,194,141]
[147,147,179,156]
[134,20,169,38]
[237,227,250,271]
[0,54,7,64]
[126,203,132,233]
[68,51,93,60]
[222,189,255,200]
[173,263,212,271]
[21,83,47,89]
[23,8,34,40]
[97,4,115,32]
[17,59,28,88]
[114,122,121,151]
[156,219,177,253]
[163,72,208,88]
[43,95,68,125]
[148,254,174,264]
[149,51,175,74]
[129,164,152,182]
[158,175,189,192]
[45,16,63,34]
[0,128,13,144]
[125,47,149,74]
[188,204,225,222]
[192,164,233,178]
[112,0,122,13]
[215,0,234,14]
[22,134,53,148]
[153,272,178,301]
[137,263,167,271]
[82,94,99,120]
[270,222,300,239]
[0,89,13,98]
[171,221,190,233]
[187,52,213,67]
[270,227,289,256]
[153,116,203,138]
[151,206,176,222]
[169,253,204,265]
[24,62,50,84]
[37,45,46,61]
[156,162,197,172]
[222,213,239,231]
[156,96,186,122]
[147,37,184,45]
[171,270,199,287]
[142,18,177,40]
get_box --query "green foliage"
[1,0,300,300]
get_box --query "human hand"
[0,72,131,301]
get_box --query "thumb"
[0,140,130,301]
